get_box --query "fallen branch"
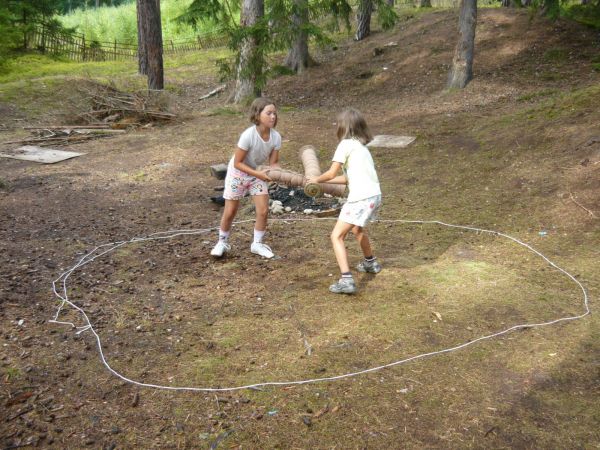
[200,84,226,101]
[569,192,597,218]
[6,404,33,421]
[24,125,110,130]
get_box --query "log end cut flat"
[304,183,323,198]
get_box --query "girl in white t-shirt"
[308,108,382,294]
[210,97,282,259]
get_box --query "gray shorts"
[339,195,382,227]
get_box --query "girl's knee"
[330,230,345,242]
[255,206,268,220]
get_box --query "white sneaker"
[210,240,230,257]
[250,242,274,259]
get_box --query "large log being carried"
[260,145,346,198]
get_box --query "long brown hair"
[249,97,277,127]
[336,108,372,145]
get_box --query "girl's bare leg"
[219,199,240,232]
[331,220,355,273]
[252,195,269,231]
[352,225,373,257]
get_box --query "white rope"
[49,218,591,392]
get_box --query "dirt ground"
[1,8,599,449]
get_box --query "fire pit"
[210,183,343,216]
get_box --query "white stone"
[303,209,313,214]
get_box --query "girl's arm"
[268,148,280,168]
[310,162,346,184]
[233,148,272,182]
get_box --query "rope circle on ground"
[49,218,591,392]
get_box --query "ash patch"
[268,184,341,213]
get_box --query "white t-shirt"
[232,125,282,170]
[332,138,381,202]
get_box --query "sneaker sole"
[251,250,274,258]
[357,266,381,274]
[329,287,357,294]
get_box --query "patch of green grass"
[517,89,559,102]
[269,65,296,77]
[133,171,148,182]
[430,45,448,55]
[543,47,568,63]
[0,53,136,84]
[201,106,241,117]
[4,367,20,380]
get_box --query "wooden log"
[298,145,346,198]
[260,166,346,198]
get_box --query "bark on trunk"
[447,0,476,89]
[230,0,264,104]
[136,0,147,75]
[284,0,316,73]
[139,0,164,90]
[355,0,373,41]
[420,0,432,7]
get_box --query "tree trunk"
[420,0,432,7]
[447,0,476,89]
[230,0,264,104]
[355,0,373,41]
[139,0,164,90]
[387,0,395,6]
[284,0,316,73]
[136,0,148,75]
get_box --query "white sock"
[253,229,265,244]
[218,229,230,242]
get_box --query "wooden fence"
[25,24,227,62]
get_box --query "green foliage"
[528,0,560,19]
[562,2,600,28]
[59,0,209,45]
[375,0,399,31]
[179,0,357,91]
[0,8,21,70]
[0,0,74,69]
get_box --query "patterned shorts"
[339,195,382,227]
[223,166,269,200]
